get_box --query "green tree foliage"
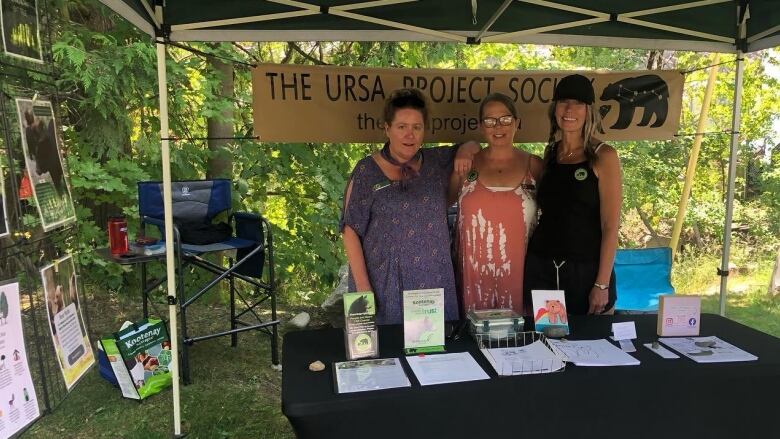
[53,1,779,301]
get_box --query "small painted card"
[531,290,570,334]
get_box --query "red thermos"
[108,216,129,255]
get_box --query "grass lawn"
[24,287,297,439]
[23,254,780,438]
[674,253,780,337]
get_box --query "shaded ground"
[23,285,319,439]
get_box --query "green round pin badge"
[466,170,478,182]
[574,168,588,181]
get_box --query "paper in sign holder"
[610,322,638,352]
[343,292,379,360]
[657,295,701,336]
[612,321,637,340]
[403,288,445,355]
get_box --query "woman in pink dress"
[452,93,542,315]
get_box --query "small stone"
[309,360,325,372]
[543,325,569,339]
[289,312,311,329]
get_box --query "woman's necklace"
[557,147,581,162]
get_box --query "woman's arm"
[589,144,622,314]
[343,225,372,291]
[341,179,373,291]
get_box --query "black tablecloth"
[282,314,780,439]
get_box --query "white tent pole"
[156,38,182,436]
[719,7,747,316]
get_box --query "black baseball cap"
[553,74,595,105]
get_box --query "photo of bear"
[15,98,76,231]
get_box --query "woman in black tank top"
[524,74,623,316]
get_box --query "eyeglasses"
[482,115,515,128]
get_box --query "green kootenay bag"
[99,318,172,400]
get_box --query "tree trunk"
[206,49,234,180]
[635,206,658,237]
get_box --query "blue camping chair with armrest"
[614,247,675,313]
[138,179,279,383]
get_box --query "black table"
[282,314,780,439]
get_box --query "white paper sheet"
[481,340,565,375]
[548,339,640,366]
[405,352,489,385]
[659,336,758,363]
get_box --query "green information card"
[343,292,378,360]
[403,288,445,354]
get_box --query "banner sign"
[252,64,683,143]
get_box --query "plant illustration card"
[403,288,444,353]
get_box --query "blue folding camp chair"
[138,179,279,383]
[614,247,675,313]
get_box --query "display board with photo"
[0,280,41,437]
[40,255,94,390]
[15,98,76,231]
[0,0,42,62]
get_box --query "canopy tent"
[104,0,778,52]
[97,1,778,436]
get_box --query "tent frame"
[101,0,762,436]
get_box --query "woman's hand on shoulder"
[454,140,480,177]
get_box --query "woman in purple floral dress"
[340,88,477,324]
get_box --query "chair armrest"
[141,216,165,228]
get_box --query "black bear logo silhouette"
[348,295,368,315]
[599,75,669,130]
